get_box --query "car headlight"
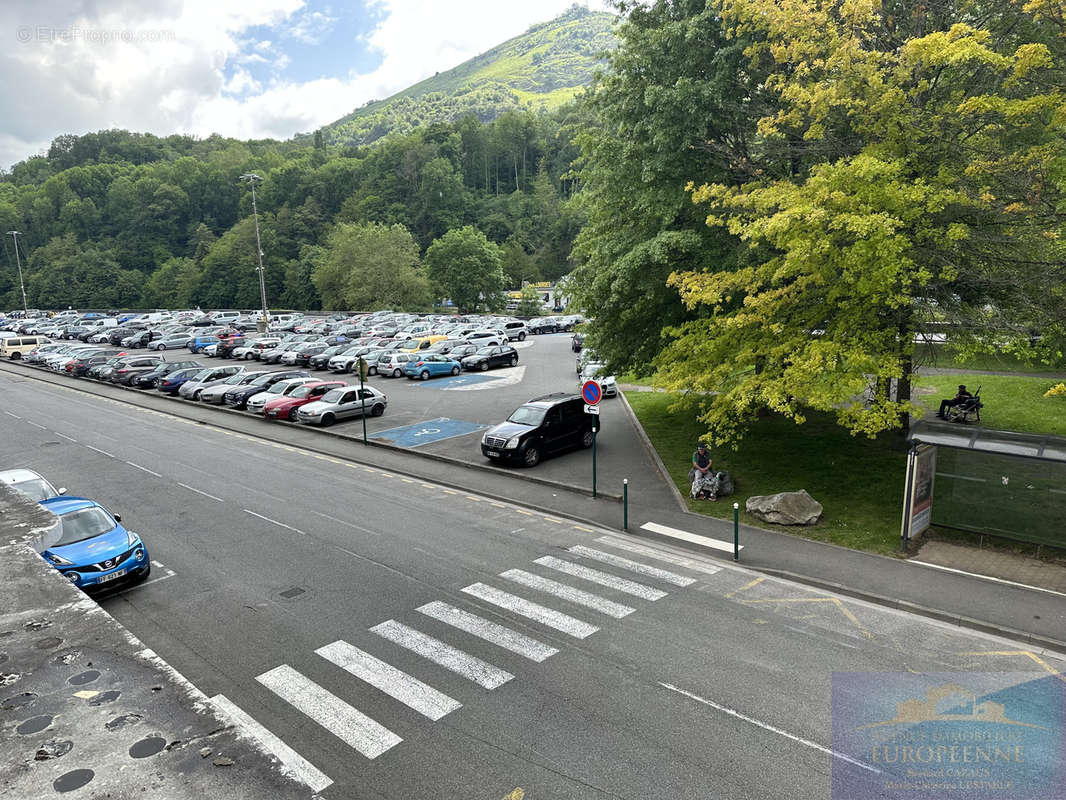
[65,572,80,584]
[126,530,139,546]
[46,553,74,566]
[505,435,521,449]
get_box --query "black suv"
[481,393,596,467]
[216,329,247,359]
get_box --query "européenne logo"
[832,672,1065,800]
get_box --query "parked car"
[282,342,329,367]
[578,362,618,398]
[480,393,596,467]
[263,380,346,421]
[70,351,118,377]
[223,370,310,409]
[215,328,247,359]
[297,385,387,426]
[528,317,561,335]
[501,321,528,341]
[571,333,585,352]
[110,356,165,385]
[188,333,221,353]
[88,354,129,380]
[0,468,66,501]
[461,345,519,372]
[38,496,151,591]
[155,366,208,395]
[404,353,463,380]
[308,344,351,370]
[245,376,317,415]
[464,330,504,347]
[234,338,280,360]
[177,365,245,400]
[150,332,194,351]
[1,335,50,359]
[377,352,422,377]
[132,360,200,389]
[199,370,265,404]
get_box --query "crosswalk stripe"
[568,545,696,587]
[417,601,558,662]
[594,535,723,576]
[209,693,333,792]
[461,583,599,639]
[532,556,668,601]
[316,640,461,721]
[500,569,635,618]
[371,620,513,689]
[256,664,401,759]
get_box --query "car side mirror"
[113,514,122,522]
[58,488,67,495]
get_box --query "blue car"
[188,333,220,353]
[38,497,151,591]
[156,366,204,395]
[403,353,463,380]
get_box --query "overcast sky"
[1,0,610,170]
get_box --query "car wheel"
[321,413,335,427]
[479,362,489,372]
[450,366,460,375]
[509,356,518,367]
[195,347,204,354]
[518,332,526,341]
[369,366,377,375]
[371,403,385,417]
[420,370,430,381]
[521,444,541,467]
[155,343,165,351]
[392,368,402,377]
[288,407,298,421]
[192,390,202,401]
[245,352,254,360]
[10,352,20,359]
[581,429,595,448]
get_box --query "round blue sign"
[581,379,602,405]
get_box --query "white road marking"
[85,444,115,458]
[256,664,401,759]
[244,509,306,535]
[533,556,667,601]
[3,411,20,418]
[909,560,1066,599]
[26,420,46,429]
[639,521,742,553]
[210,693,333,792]
[54,432,77,442]
[177,482,224,503]
[371,619,513,689]
[500,569,635,618]
[125,461,162,478]
[461,583,599,639]
[659,682,881,774]
[568,545,696,587]
[417,601,558,662]
[316,640,461,721]
[446,365,527,391]
[310,510,381,536]
[594,535,724,576]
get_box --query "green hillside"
[321,5,616,146]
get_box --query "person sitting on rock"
[937,385,972,419]
[690,442,720,501]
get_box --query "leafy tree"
[312,222,430,311]
[24,234,141,308]
[141,257,202,308]
[280,245,324,311]
[664,0,1066,443]
[424,225,505,312]
[196,216,285,309]
[516,284,542,316]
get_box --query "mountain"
[320,5,617,146]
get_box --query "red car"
[262,380,346,421]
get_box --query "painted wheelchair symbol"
[412,427,441,437]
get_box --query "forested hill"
[319,6,616,147]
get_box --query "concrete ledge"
[0,487,313,799]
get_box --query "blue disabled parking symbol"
[415,373,498,390]
[368,417,488,448]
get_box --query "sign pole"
[592,426,597,499]
[581,379,603,500]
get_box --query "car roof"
[0,468,48,484]
[39,496,97,514]
[526,392,581,407]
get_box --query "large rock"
[745,490,823,526]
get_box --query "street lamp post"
[240,173,269,331]
[7,231,28,313]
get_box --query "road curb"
[618,389,688,513]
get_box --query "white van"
[1,335,50,359]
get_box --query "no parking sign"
[581,379,602,406]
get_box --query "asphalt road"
[4,370,1065,800]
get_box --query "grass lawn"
[625,392,908,556]
[915,343,1066,375]
[913,373,1066,436]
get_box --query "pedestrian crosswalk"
[227,538,708,788]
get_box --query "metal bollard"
[623,478,628,531]
[733,502,740,561]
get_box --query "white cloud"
[0,0,612,169]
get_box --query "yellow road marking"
[514,509,532,516]
[961,651,1066,684]
[502,789,524,800]
[465,496,481,502]
[726,576,764,598]
[543,516,563,524]
[402,478,415,484]
[73,690,99,699]
[742,596,873,639]
[572,525,593,532]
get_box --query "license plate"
[98,568,127,583]
[486,451,500,457]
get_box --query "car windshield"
[475,347,495,355]
[289,385,318,399]
[54,506,116,546]
[251,373,277,385]
[222,373,249,385]
[190,368,212,380]
[12,478,55,501]
[281,381,309,395]
[320,388,346,403]
[508,406,546,426]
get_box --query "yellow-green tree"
[661,0,1066,444]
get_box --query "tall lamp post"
[239,173,269,331]
[7,230,28,313]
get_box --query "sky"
[0,0,610,170]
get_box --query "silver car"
[178,365,244,400]
[199,371,266,404]
[296,385,387,426]
[245,377,316,415]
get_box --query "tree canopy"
[424,225,506,312]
